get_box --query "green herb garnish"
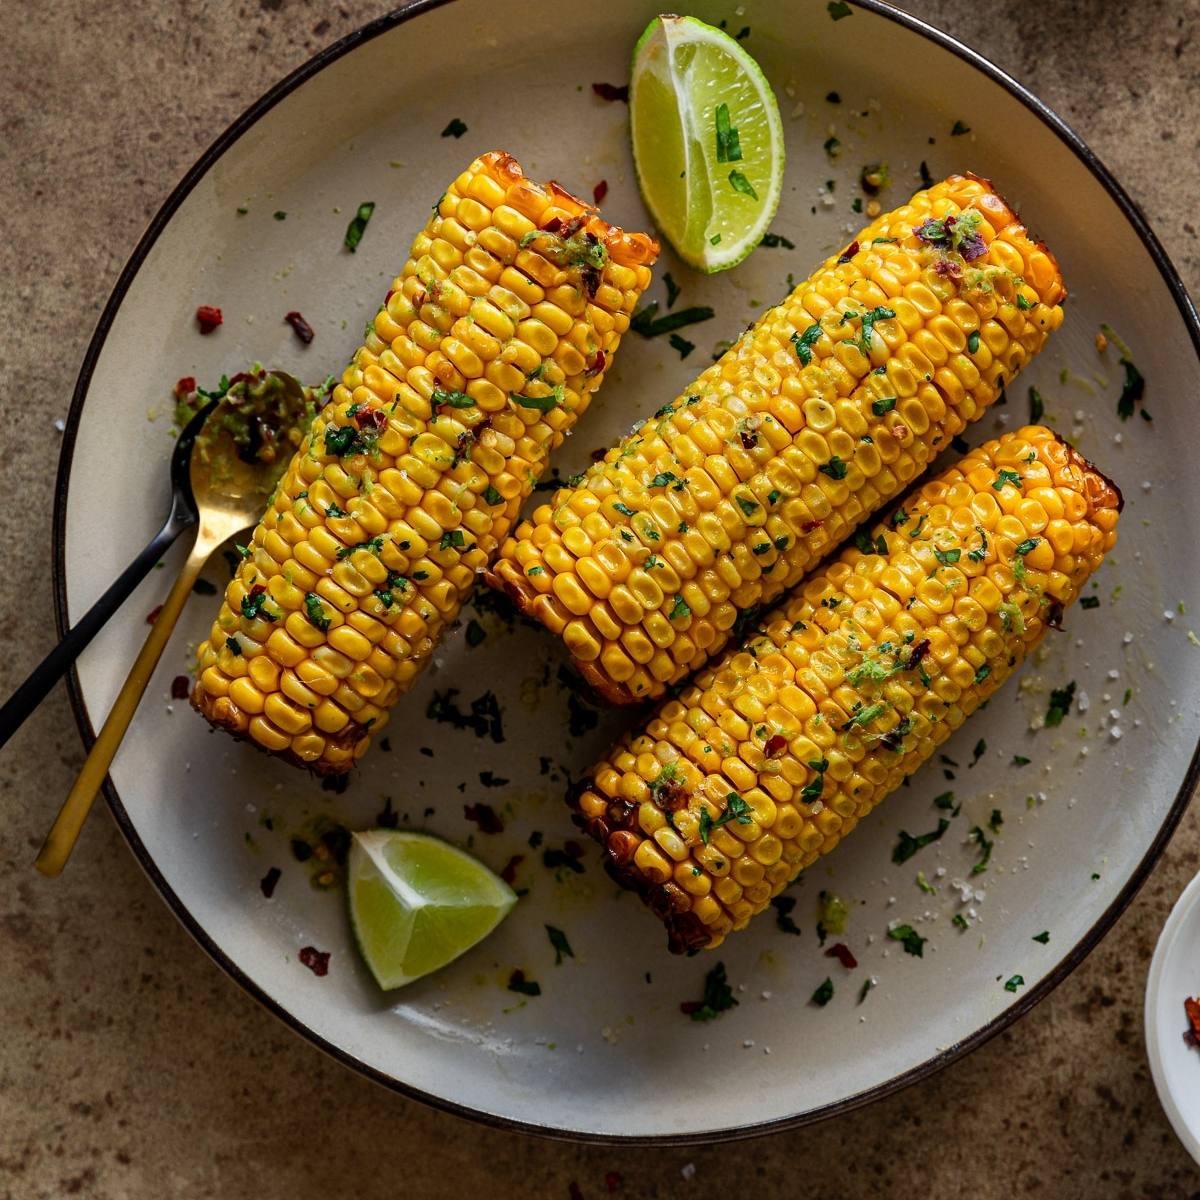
[343,201,376,252]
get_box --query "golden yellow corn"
[570,427,1121,951]
[489,174,1066,705]
[191,151,658,773]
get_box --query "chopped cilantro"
[872,396,897,416]
[760,232,795,249]
[669,595,691,621]
[631,302,715,338]
[827,1,852,18]
[811,977,835,1007]
[545,925,574,965]
[892,818,950,864]
[841,701,885,731]
[1003,974,1025,993]
[728,169,758,199]
[714,102,743,163]
[1079,595,1100,609]
[933,547,961,566]
[967,330,980,354]
[950,119,970,136]
[971,738,987,767]
[933,791,956,811]
[736,495,760,517]
[823,135,841,159]
[1012,755,1031,767]
[952,913,969,930]
[1029,386,1045,424]
[225,636,242,656]
[992,468,1022,491]
[683,961,738,1021]
[304,593,331,632]
[888,924,927,957]
[441,117,468,138]
[771,895,802,935]
[1044,681,1076,727]
[439,529,466,551]
[669,332,695,359]
[1032,931,1050,945]
[507,970,540,997]
[343,201,376,253]
[819,456,848,480]
[969,825,994,875]
[483,484,504,505]
[513,386,563,412]
[791,322,823,365]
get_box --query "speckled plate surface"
[54,0,1200,1142]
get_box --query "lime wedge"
[630,14,784,272]
[348,830,516,990]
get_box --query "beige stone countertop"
[3,2,1199,1197]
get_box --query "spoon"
[35,369,310,876]
[0,398,216,752]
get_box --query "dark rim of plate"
[51,0,1200,1146]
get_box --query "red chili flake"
[1185,996,1200,1045]
[384,288,395,304]
[906,638,931,670]
[593,179,609,205]
[679,1000,704,1015]
[298,946,330,976]
[564,839,585,860]
[826,942,858,969]
[604,1173,622,1193]
[739,430,758,450]
[173,376,196,399]
[1046,600,1065,631]
[146,604,163,625]
[590,447,608,462]
[195,305,223,334]
[260,867,282,899]
[228,371,256,387]
[933,256,963,280]
[463,803,503,834]
[284,310,315,344]
[585,349,606,377]
[499,855,524,885]
[354,406,388,433]
[800,518,824,534]
[591,82,630,103]
[568,1183,585,1200]
[248,583,267,600]
[837,241,859,264]
[170,675,190,700]
[764,734,787,758]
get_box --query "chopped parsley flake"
[728,169,758,199]
[791,322,822,365]
[892,818,950,864]
[631,303,715,338]
[683,961,738,1021]
[1032,931,1050,944]
[969,825,994,875]
[872,396,897,416]
[1029,386,1045,424]
[343,201,376,253]
[888,924,927,957]
[1004,974,1025,993]
[714,103,743,163]
[811,977,835,1007]
[1044,680,1076,727]
[992,469,1022,491]
[441,117,468,138]
[304,593,330,632]
[771,895,802,935]
[545,925,574,965]
[819,456,848,480]
[669,594,691,621]
[827,1,852,18]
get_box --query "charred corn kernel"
[191,151,657,773]
[489,174,1067,705]
[569,428,1120,952]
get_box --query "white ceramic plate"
[55,0,1200,1142]
[1146,872,1200,1165]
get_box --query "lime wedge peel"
[630,15,784,272]
[348,829,517,991]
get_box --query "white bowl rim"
[1145,871,1200,1165]
[50,0,1200,1145]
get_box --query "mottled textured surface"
[2,1,1198,1197]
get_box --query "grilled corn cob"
[191,151,658,774]
[489,174,1065,704]
[570,427,1121,951]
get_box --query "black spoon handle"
[0,507,194,752]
